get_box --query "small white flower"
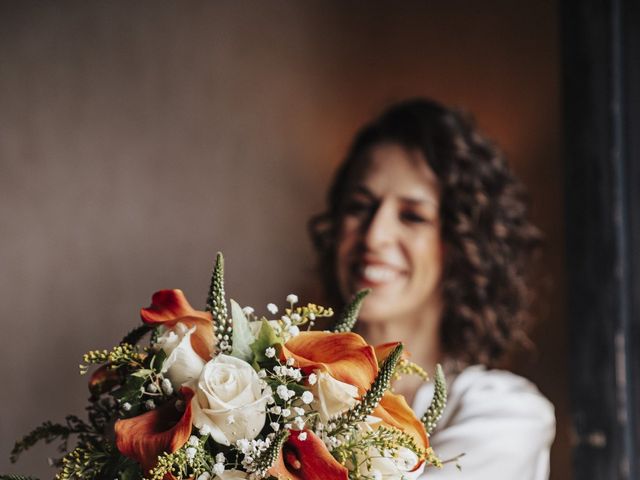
[186,447,197,459]
[144,399,156,410]
[242,306,255,315]
[161,378,174,395]
[216,452,226,464]
[199,424,212,436]
[288,389,296,398]
[298,431,308,441]
[267,303,278,315]
[258,369,267,378]
[122,402,132,411]
[281,408,291,417]
[290,313,301,322]
[236,438,250,453]
[286,294,298,304]
[288,325,300,337]
[308,373,317,385]
[294,407,305,416]
[284,423,292,429]
[294,416,305,429]
[270,405,282,414]
[309,312,316,320]
[281,315,292,326]
[189,435,199,446]
[213,463,225,476]
[146,383,158,393]
[276,385,292,400]
[270,422,280,431]
[301,391,314,404]
[265,347,276,358]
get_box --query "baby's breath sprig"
[283,303,334,331]
[79,344,144,375]
[421,364,447,436]
[332,424,432,476]
[333,289,370,333]
[146,437,213,480]
[207,252,232,354]
[329,343,403,436]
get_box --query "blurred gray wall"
[0,1,568,478]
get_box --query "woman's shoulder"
[413,364,555,436]
[446,365,555,424]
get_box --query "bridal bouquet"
[7,254,447,480]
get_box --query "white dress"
[412,365,555,480]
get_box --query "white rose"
[363,446,424,479]
[191,354,268,446]
[155,322,206,388]
[214,469,248,480]
[311,371,359,422]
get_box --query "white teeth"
[361,265,399,283]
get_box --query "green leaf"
[250,320,282,365]
[149,349,167,373]
[230,299,256,362]
[131,369,153,378]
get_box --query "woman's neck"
[356,306,443,406]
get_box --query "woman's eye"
[343,200,371,215]
[401,211,429,224]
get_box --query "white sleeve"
[417,368,555,480]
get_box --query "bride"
[309,98,555,479]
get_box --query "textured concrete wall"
[0,1,567,478]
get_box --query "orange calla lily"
[268,429,348,480]
[372,391,429,470]
[115,387,195,475]
[374,341,409,364]
[140,289,215,360]
[281,331,378,394]
[88,364,121,396]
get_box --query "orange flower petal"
[282,331,378,394]
[374,342,409,364]
[140,289,210,324]
[140,290,215,361]
[372,390,429,465]
[115,387,195,475]
[268,430,348,480]
[88,364,121,396]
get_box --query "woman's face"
[336,143,443,325]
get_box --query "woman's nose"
[362,203,397,249]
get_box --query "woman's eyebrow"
[399,196,439,207]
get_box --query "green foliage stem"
[333,289,370,333]
[207,252,232,354]
[421,364,447,435]
[330,343,403,435]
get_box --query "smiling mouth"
[355,264,405,286]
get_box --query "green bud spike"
[330,343,403,435]
[333,289,370,333]
[250,429,290,478]
[421,364,447,435]
[206,252,232,354]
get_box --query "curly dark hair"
[308,98,542,367]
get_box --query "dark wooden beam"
[561,0,639,478]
